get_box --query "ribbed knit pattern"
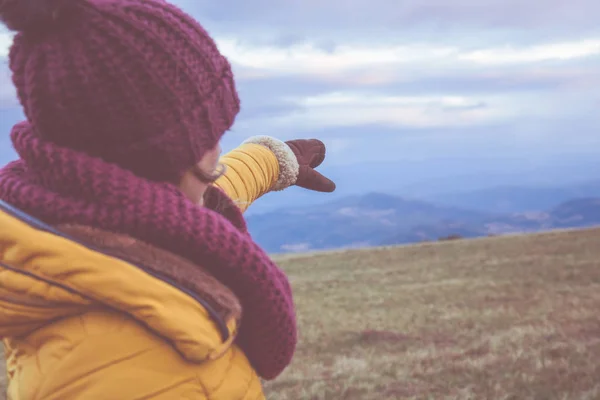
[0,0,295,379]
[0,119,297,381]
[7,0,239,183]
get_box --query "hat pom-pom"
[0,0,77,32]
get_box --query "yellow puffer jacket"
[0,142,283,400]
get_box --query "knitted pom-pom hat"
[0,0,240,183]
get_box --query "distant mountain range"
[247,185,600,253]
[420,181,600,213]
[247,193,486,252]
[243,162,600,216]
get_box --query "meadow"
[3,228,600,399]
[265,228,600,399]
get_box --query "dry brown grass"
[3,228,600,399]
[265,228,600,399]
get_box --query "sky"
[0,0,599,199]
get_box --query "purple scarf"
[0,121,296,380]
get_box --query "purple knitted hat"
[0,0,240,182]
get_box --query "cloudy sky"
[0,0,599,196]
[181,0,600,165]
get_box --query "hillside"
[2,227,600,398]
[247,192,600,253]
[245,176,600,217]
[246,193,487,252]
[422,180,600,213]
[263,227,600,398]
[551,198,600,228]
[243,165,600,216]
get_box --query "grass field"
[3,228,600,399]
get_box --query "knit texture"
[6,0,239,183]
[0,122,297,380]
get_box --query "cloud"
[220,38,600,80]
[460,39,600,64]
[0,1,597,176]
[219,33,600,135]
[0,32,11,57]
[267,92,502,129]
[184,0,600,42]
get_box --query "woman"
[0,0,335,398]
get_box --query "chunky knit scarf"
[0,121,296,380]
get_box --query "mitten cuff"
[242,136,300,191]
